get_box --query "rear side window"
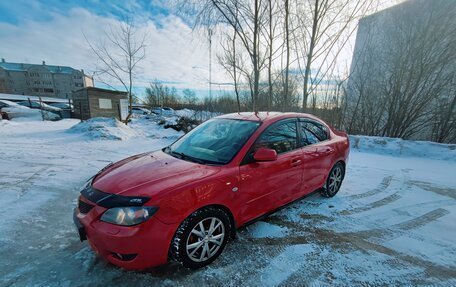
[300,121,329,146]
[255,121,298,154]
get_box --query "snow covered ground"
[0,117,455,286]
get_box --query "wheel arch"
[201,204,237,239]
[335,160,346,180]
[167,203,237,264]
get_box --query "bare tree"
[293,0,376,111]
[216,2,243,112]
[282,0,291,111]
[217,31,243,112]
[192,0,269,111]
[346,0,456,142]
[266,0,280,110]
[431,89,456,143]
[144,82,181,108]
[85,17,146,123]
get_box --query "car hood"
[91,150,220,197]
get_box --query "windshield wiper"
[168,150,222,165]
[169,150,204,164]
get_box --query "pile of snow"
[128,117,184,139]
[350,135,456,161]
[175,108,197,118]
[175,109,220,121]
[67,117,141,140]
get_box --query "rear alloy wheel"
[170,207,231,269]
[321,162,345,198]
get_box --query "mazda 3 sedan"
[73,112,349,270]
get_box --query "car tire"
[321,162,345,198]
[170,207,231,269]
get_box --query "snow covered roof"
[0,61,79,74]
[0,93,71,103]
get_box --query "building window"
[99,99,112,109]
[75,83,83,87]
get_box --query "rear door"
[238,119,304,223]
[298,119,335,193]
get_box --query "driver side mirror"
[253,148,277,162]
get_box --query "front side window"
[300,121,329,146]
[166,118,260,165]
[255,121,298,154]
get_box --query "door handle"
[291,159,302,167]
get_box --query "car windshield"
[164,118,260,165]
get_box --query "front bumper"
[73,209,87,241]
[73,197,178,270]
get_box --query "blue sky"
[0,0,233,98]
[0,0,377,99]
[0,0,170,25]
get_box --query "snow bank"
[67,117,141,140]
[175,109,220,121]
[174,108,194,118]
[0,119,14,127]
[350,135,456,161]
[129,117,184,139]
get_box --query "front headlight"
[100,206,158,226]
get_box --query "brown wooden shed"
[72,87,128,120]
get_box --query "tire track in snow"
[276,226,456,285]
[352,208,450,241]
[241,207,455,285]
[346,175,394,200]
[339,193,402,215]
[242,244,317,287]
[408,180,456,200]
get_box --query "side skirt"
[238,188,322,229]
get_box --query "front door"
[237,119,304,224]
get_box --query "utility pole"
[208,28,213,113]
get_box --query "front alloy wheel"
[170,207,231,269]
[186,217,225,262]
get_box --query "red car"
[74,112,349,270]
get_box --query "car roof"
[0,99,19,106]
[216,112,323,124]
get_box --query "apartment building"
[0,59,94,99]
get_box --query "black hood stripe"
[81,186,150,208]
